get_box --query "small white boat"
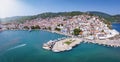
[43,47,51,50]
[29,28,32,32]
[52,50,60,52]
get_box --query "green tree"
[73,28,82,36]
[34,25,40,29]
[24,26,29,29]
[48,27,51,30]
[30,25,40,29]
[55,27,61,31]
[31,26,35,29]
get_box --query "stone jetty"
[52,38,83,52]
[84,39,120,47]
[43,37,83,52]
[43,35,120,52]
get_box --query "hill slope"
[113,15,120,22]
[87,11,116,22]
[0,11,120,23]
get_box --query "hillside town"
[0,14,120,52]
[0,14,119,39]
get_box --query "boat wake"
[7,44,26,51]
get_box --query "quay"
[43,37,83,52]
[43,35,120,52]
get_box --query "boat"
[43,46,51,50]
[42,40,56,50]
[52,50,60,52]
[28,28,32,32]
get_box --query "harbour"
[0,23,120,62]
[43,35,120,52]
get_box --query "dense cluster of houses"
[0,14,119,39]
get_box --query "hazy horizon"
[0,0,120,18]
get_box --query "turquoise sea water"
[0,23,120,62]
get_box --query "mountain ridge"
[0,11,120,23]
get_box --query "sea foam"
[7,44,26,51]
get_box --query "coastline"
[42,28,120,52]
[1,28,120,52]
[43,34,120,52]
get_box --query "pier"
[43,35,120,52]
[43,37,83,52]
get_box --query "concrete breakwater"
[43,37,83,52]
[83,35,120,47]
[43,35,120,52]
[84,39,120,47]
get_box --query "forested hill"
[0,11,120,23]
[87,11,120,22]
[112,15,120,22]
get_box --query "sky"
[0,0,120,18]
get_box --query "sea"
[0,23,120,62]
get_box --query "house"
[96,33,106,40]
